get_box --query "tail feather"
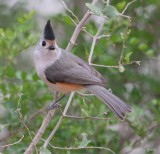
[85,85,132,120]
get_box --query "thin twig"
[90,63,119,68]
[118,37,126,65]
[88,18,106,64]
[82,27,94,37]
[119,14,131,20]
[76,92,93,102]
[122,0,137,14]
[124,61,141,66]
[60,0,79,23]
[17,93,38,154]
[43,92,75,148]
[69,16,77,26]
[39,137,115,154]
[16,108,33,142]
[97,34,110,39]
[49,145,115,154]
[89,0,137,68]
[24,110,56,154]
[1,135,24,148]
[63,114,114,121]
[66,0,99,51]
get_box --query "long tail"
[85,85,133,120]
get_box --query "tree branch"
[66,0,98,51]
[43,92,74,148]
[88,18,106,64]
[1,135,24,148]
[62,114,115,121]
[49,145,115,154]
[24,110,56,154]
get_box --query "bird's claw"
[48,103,62,110]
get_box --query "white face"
[36,37,56,53]
[33,37,61,81]
[34,35,60,60]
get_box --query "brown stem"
[24,110,55,154]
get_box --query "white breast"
[33,48,61,82]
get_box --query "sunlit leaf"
[124,52,133,63]
[103,5,119,18]
[86,3,103,16]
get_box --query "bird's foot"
[48,102,62,110]
[48,94,65,110]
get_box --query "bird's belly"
[46,81,84,94]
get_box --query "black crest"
[44,20,55,40]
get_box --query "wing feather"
[45,49,106,86]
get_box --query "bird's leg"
[48,94,65,110]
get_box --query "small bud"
[119,65,125,73]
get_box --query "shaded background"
[0,0,160,154]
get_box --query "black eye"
[42,41,46,46]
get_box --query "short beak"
[44,20,55,40]
[47,45,55,50]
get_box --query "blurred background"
[0,0,160,154]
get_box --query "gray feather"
[45,49,106,86]
[85,85,132,120]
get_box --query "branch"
[40,137,115,154]
[1,135,24,148]
[118,36,126,65]
[66,0,99,51]
[43,92,75,148]
[62,114,115,121]
[24,110,56,154]
[49,145,115,154]
[122,0,137,15]
[89,0,139,69]
[88,18,106,64]
[60,0,79,23]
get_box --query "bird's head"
[36,20,58,53]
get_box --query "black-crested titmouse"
[33,20,132,120]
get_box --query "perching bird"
[33,20,132,120]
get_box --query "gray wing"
[45,49,106,86]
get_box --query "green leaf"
[103,5,119,18]
[64,15,74,26]
[79,133,91,147]
[124,52,133,63]
[40,147,51,154]
[116,1,126,10]
[67,151,71,154]
[28,34,34,44]
[138,43,148,51]
[6,65,15,78]
[86,3,103,16]
[21,71,27,81]
[146,49,154,56]
[129,37,139,45]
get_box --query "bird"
[33,20,132,120]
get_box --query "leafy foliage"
[0,0,160,154]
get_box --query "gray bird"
[33,20,132,120]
